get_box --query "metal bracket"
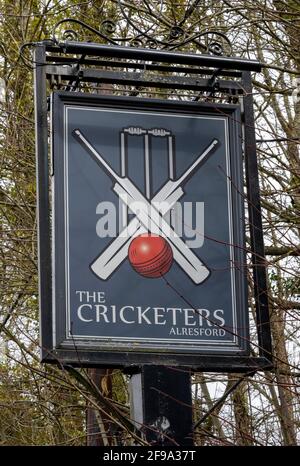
[64,54,85,92]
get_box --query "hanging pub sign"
[49,92,249,364]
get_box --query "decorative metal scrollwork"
[168,26,185,41]
[100,20,117,36]
[61,29,79,42]
[197,32,232,56]
[52,3,233,56]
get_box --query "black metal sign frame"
[34,40,273,372]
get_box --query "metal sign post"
[130,366,193,445]
[33,35,273,445]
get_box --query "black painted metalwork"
[45,41,261,72]
[45,65,244,92]
[44,54,242,78]
[31,12,274,447]
[242,71,273,362]
[33,44,53,361]
[33,37,272,373]
[130,366,193,445]
[51,16,233,56]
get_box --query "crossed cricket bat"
[73,129,219,284]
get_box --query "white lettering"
[76,290,86,302]
[171,202,182,237]
[111,305,117,323]
[168,327,226,337]
[166,308,182,325]
[185,202,205,248]
[95,304,109,323]
[197,308,212,327]
[183,308,196,326]
[153,307,166,325]
[96,202,117,237]
[137,306,152,324]
[214,309,225,327]
[76,291,106,303]
[120,306,135,324]
[77,304,93,322]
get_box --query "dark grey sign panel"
[52,93,249,357]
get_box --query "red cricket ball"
[128,234,173,278]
